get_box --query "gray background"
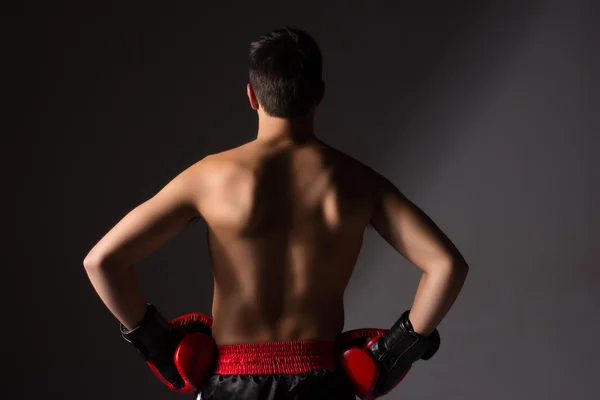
[9,1,599,399]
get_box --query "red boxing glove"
[338,329,410,399]
[338,311,441,399]
[171,313,216,392]
[121,305,216,393]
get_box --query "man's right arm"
[369,174,469,335]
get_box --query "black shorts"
[197,340,356,400]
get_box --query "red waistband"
[215,340,337,375]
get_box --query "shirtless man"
[84,27,469,399]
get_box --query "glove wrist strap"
[120,303,178,359]
[366,310,441,397]
[371,310,441,371]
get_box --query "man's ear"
[247,83,259,110]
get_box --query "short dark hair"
[249,27,323,118]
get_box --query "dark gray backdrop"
[9,1,599,399]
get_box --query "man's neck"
[255,112,316,144]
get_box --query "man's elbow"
[447,257,469,280]
[83,250,103,270]
[454,260,469,280]
[431,256,469,279]
[83,248,116,270]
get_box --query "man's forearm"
[408,261,469,336]
[84,261,148,330]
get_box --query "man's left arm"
[83,164,202,330]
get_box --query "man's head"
[248,27,324,119]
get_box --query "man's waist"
[215,339,337,375]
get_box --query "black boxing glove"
[120,304,215,393]
[368,310,440,397]
[339,310,440,399]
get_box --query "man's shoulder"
[190,145,250,170]
[184,148,255,190]
[188,142,385,187]
[321,145,384,183]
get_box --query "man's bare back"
[199,138,379,345]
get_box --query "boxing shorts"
[197,340,356,400]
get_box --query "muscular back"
[197,139,379,345]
